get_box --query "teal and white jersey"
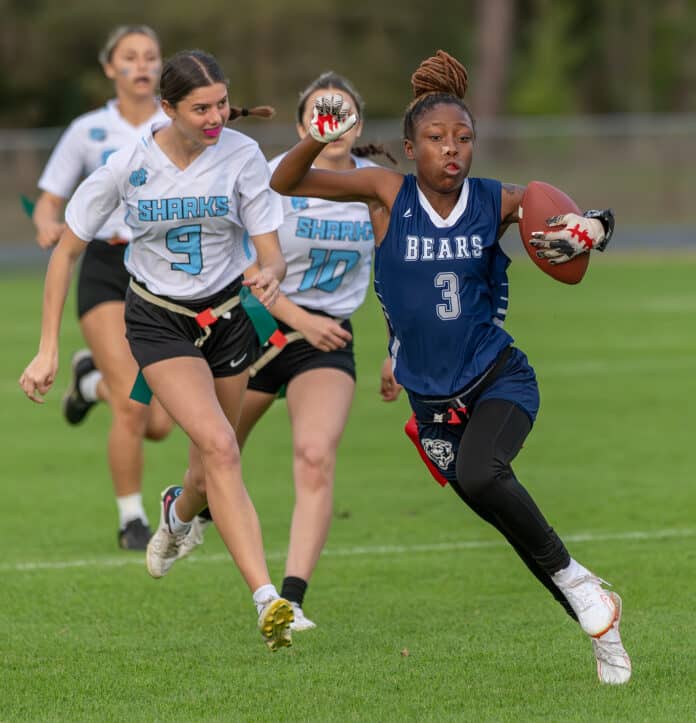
[66,125,282,300]
[268,153,375,318]
[38,99,167,242]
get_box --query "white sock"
[253,584,279,614]
[78,370,102,402]
[552,558,590,587]
[168,498,192,535]
[116,493,148,529]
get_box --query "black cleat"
[61,349,98,425]
[118,518,152,550]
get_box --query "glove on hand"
[530,212,609,264]
[308,93,357,143]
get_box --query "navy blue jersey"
[374,175,513,397]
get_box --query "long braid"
[403,50,473,140]
[229,105,275,121]
[352,143,397,165]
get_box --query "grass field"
[2,253,696,722]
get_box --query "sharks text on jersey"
[296,217,373,242]
[137,196,230,222]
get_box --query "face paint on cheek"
[117,68,131,77]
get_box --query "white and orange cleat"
[592,592,632,684]
[556,573,617,637]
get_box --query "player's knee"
[294,441,333,488]
[111,397,149,436]
[456,454,507,501]
[199,429,240,470]
[144,415,174,442]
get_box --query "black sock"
[281,576,308,606]
[198,507,213,521]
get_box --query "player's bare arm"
[498,183,526,238]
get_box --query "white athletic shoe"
[592,592,632,684]
[290,603,317,631]
[177,515,212,560]
[258,597,294,651]
[557,573,617,637]
[145,486,188,579]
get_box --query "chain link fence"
[3,114,695,266]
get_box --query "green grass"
[2,253,696,722]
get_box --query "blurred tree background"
[2,0,696,126]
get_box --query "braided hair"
[160,50,275,120]
[403,50,474,141]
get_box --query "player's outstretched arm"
[271,93,399,208]
[19,228,87,402]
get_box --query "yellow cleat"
[258,598,294,652]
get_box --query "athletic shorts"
[248,310,355,395]
[124,276,259,378]
[406,346,539,484]
[77,240,131,318]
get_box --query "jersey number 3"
[434,271,461,320]
[166,224,203,275]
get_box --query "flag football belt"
[247,310,345,377]
[128,278,288,404]
[403,345,513,487]
[248,330,304,377]
[129,278,242,348]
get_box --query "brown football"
[518,181,589,285]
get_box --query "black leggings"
[451,399,576,620]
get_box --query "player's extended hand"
[19,351,58,403]
[308,93,358,143]
[380,357,403,402]
[530,213,606,264]
[300,314,352,352]
[243,267,281,309]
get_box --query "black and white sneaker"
[61,349,97,425]
[118,518,152,551]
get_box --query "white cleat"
[592,592,632,684]
[557,573,617,637]
[177,515,212,560]
[290,603,317,631]
[145,487,188,579]
[258,598,294,651]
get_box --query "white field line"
[1,527,693,574]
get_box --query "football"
[518,181,589,284]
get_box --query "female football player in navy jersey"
[32,25,174,550]
[20,50,295,651]
[177,72,394,632]
[270,50,631,682]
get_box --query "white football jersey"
[38,99,168,242]
[66,125,282,300]
[268,153,376,318]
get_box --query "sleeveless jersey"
[65,125,282,300]
[268,154,375,318]
[373,175,513,397]
[38,99,168,242]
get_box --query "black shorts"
[77,241,130,318]
[248,310,355,395]
[124,277,260,378]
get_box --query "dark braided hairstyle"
[297,71,396,165]
[403,50,474,141]
[160,50,275,120]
